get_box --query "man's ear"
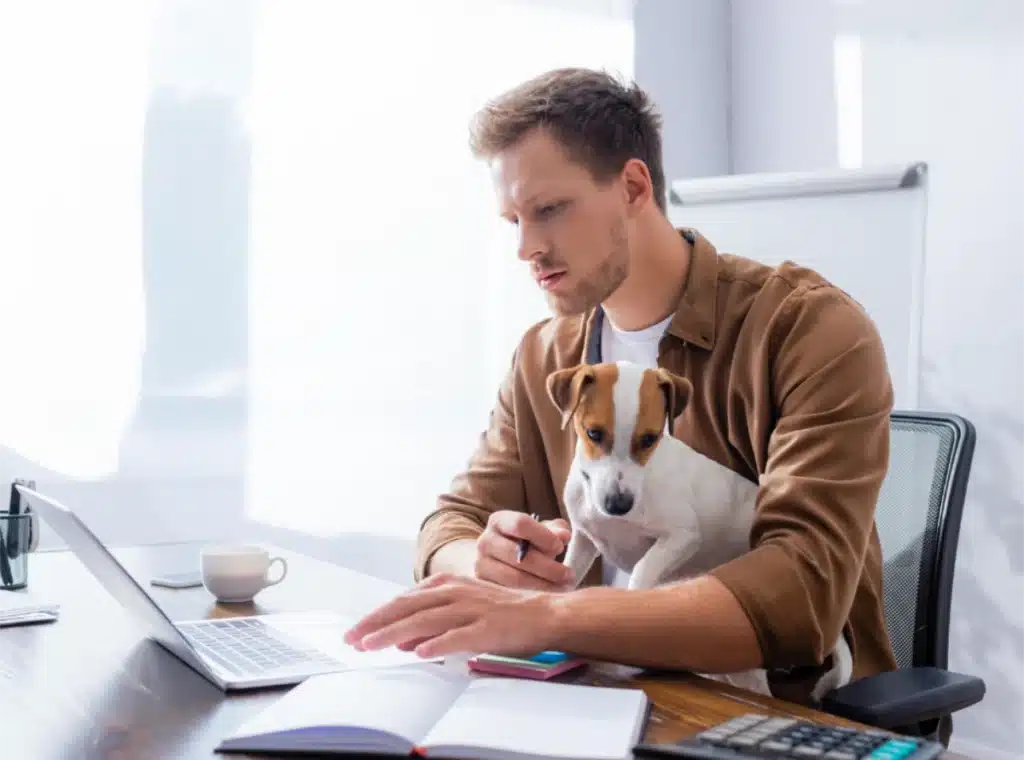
[546,364,596,430]
[622,158,654,217]
[655,368,693,433]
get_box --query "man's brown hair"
[468,67,667,213]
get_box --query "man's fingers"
[396,637,431,652]
[476,531,572,587]
[511,542,573,586]
[489,511,566,556]
[474,555,564,591]
[475,528,520,564]
[541,518,572,545]
[358,605,473,652]
[414,622,487,659]
[344,585,452,645]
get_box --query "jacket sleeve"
[414,348,528,581]
[709,285,894,668]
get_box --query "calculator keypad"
[694,714,937,759]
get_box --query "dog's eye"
[586,428,604,444]
[638,433,658,449]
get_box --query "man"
[344,67,897,705]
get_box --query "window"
[0,1,631,545]
[245,0,634,538]
[0,1,151,480]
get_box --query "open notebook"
[217,664,649,759]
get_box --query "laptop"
[16,486,430,691]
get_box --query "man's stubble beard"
[546,220,630,317]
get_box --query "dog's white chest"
[563,434,758,583]
[576,512,655,573]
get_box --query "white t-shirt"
[597,312,674,587]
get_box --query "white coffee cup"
[200,545,288,603]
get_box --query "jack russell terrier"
[545,360,853,701]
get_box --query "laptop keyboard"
[178,617,339,678]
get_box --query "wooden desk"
[0,544,971,759]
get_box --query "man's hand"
[344,573,560,659]
[345,570,764,673]
[473,511,574,590]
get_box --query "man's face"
[489,129,631,316]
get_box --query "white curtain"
[245,0,634,538]
[0,0,631,545]
[0,1,152,478]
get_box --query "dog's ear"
[546,364,596,430]
[655,368,693,433]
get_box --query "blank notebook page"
[422,677,648,759]
[226,666,465,746]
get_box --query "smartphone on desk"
[150,570,203,589]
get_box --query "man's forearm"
[424,538,478,578]
[545,575,764,673]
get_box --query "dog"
[545,360,853,701]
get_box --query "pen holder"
[0,511,35,590]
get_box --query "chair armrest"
[819,666,985,730]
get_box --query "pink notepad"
[468,653,587,680]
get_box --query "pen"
[7,479,33,560]
[1,480,20,586]
[0,531,12,587]
[516,513,541,563]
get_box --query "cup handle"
[264,556,288,587]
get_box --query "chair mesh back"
[873,418,956,670]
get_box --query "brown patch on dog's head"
[631,368,693,464]
[655,367,692,427]
[546,363,619,459]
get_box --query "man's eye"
[536,201,564,219]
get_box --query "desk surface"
[0,543,973,759]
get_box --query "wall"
[730,0,841,173]
[640,0,1023,756]
[854,4,1023,755]
[633,0,731,180]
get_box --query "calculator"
[632,713,945,759]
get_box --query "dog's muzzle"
[603,488,635,516]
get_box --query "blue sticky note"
[529,650,570,665]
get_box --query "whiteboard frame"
[668,162,927,207]
[668,162,929,410]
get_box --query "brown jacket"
[415,228,898,703]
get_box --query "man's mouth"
[537,271,567,290]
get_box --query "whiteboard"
[667,163,928,410]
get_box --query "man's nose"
[516,224,547,261]
[603,489,635,516]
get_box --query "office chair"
[820,411,986,744]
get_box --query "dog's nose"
[603,490,634,516]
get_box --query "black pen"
[7,479,33,560]
[0,530,12,587]
[516,512,541,563]
[1,480,23,586]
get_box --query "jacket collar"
[585,228,719,363]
